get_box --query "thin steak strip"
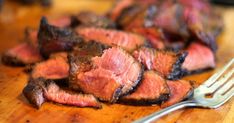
[2,42,42,66]
[120,71,169,105]
[161,80,193,108]
[23,78,101,108]
[182,42,215,74]
[31,53,69,80]
[133,47,187,80]
[76,27,145,52]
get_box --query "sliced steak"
[31,52,69,80]
[161,80,193,108]
[2,43,42,66]
[23,78,101,108]
[71,11,115,28]
[120,71,169,105]
[76,27,145,52]
[182,42,215,74]
[69,47,143,102]
[133,47,187,80]
[38,17,83,57]
[44,81,101,108]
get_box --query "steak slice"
[182,42,215,74]
[69,47,143,102]
[2,42,42,66]
[31,52,69,80]
[38,17,83,57]
[161,80,193,108]
[133,47,187,80]
[76,27,145,52]
[120,71,169,105]
[23,78,101,108]
[71,11,116,29]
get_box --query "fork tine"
[215,78,234,95]
[213,86,234,108]
[208,68,234,92]
[203,58,234,87]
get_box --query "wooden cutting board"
[0,1,233,123]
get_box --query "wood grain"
[0,1,233,123]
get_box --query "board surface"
[0,1,233,123]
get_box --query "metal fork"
[133,58,234,123]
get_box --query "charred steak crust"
[22,78,46,108]
[119,93,169,106]
[2,53,25,66]
[167,51,188,80]
[38,17,83,58]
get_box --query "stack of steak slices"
[1,0,222,109]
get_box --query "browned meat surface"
[133,47,187,80]
[69,47,143,102]
[161,80,193,108]
[23,78,101,108]
[71,11,115,28]
[120,71,169,105]
[38,17,83,57]
[182,42,215,73]
[23,78,45,108]
[32,53,69,80]
[76,27,145,52]
[2,43,42,66]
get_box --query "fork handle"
[133,100,197,123]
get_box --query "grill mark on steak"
[120,71,170,105]
[76,27,145,52]
[69,46,143,102]
[182,42,215,74]
[31,52,69,80]
[38,17,83,58]
[23,78,101,109]
[2,42,42,66]
[133,47,187,80]
[161,80,193,108]
[70,11,116,29]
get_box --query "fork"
[133,58,234,123]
